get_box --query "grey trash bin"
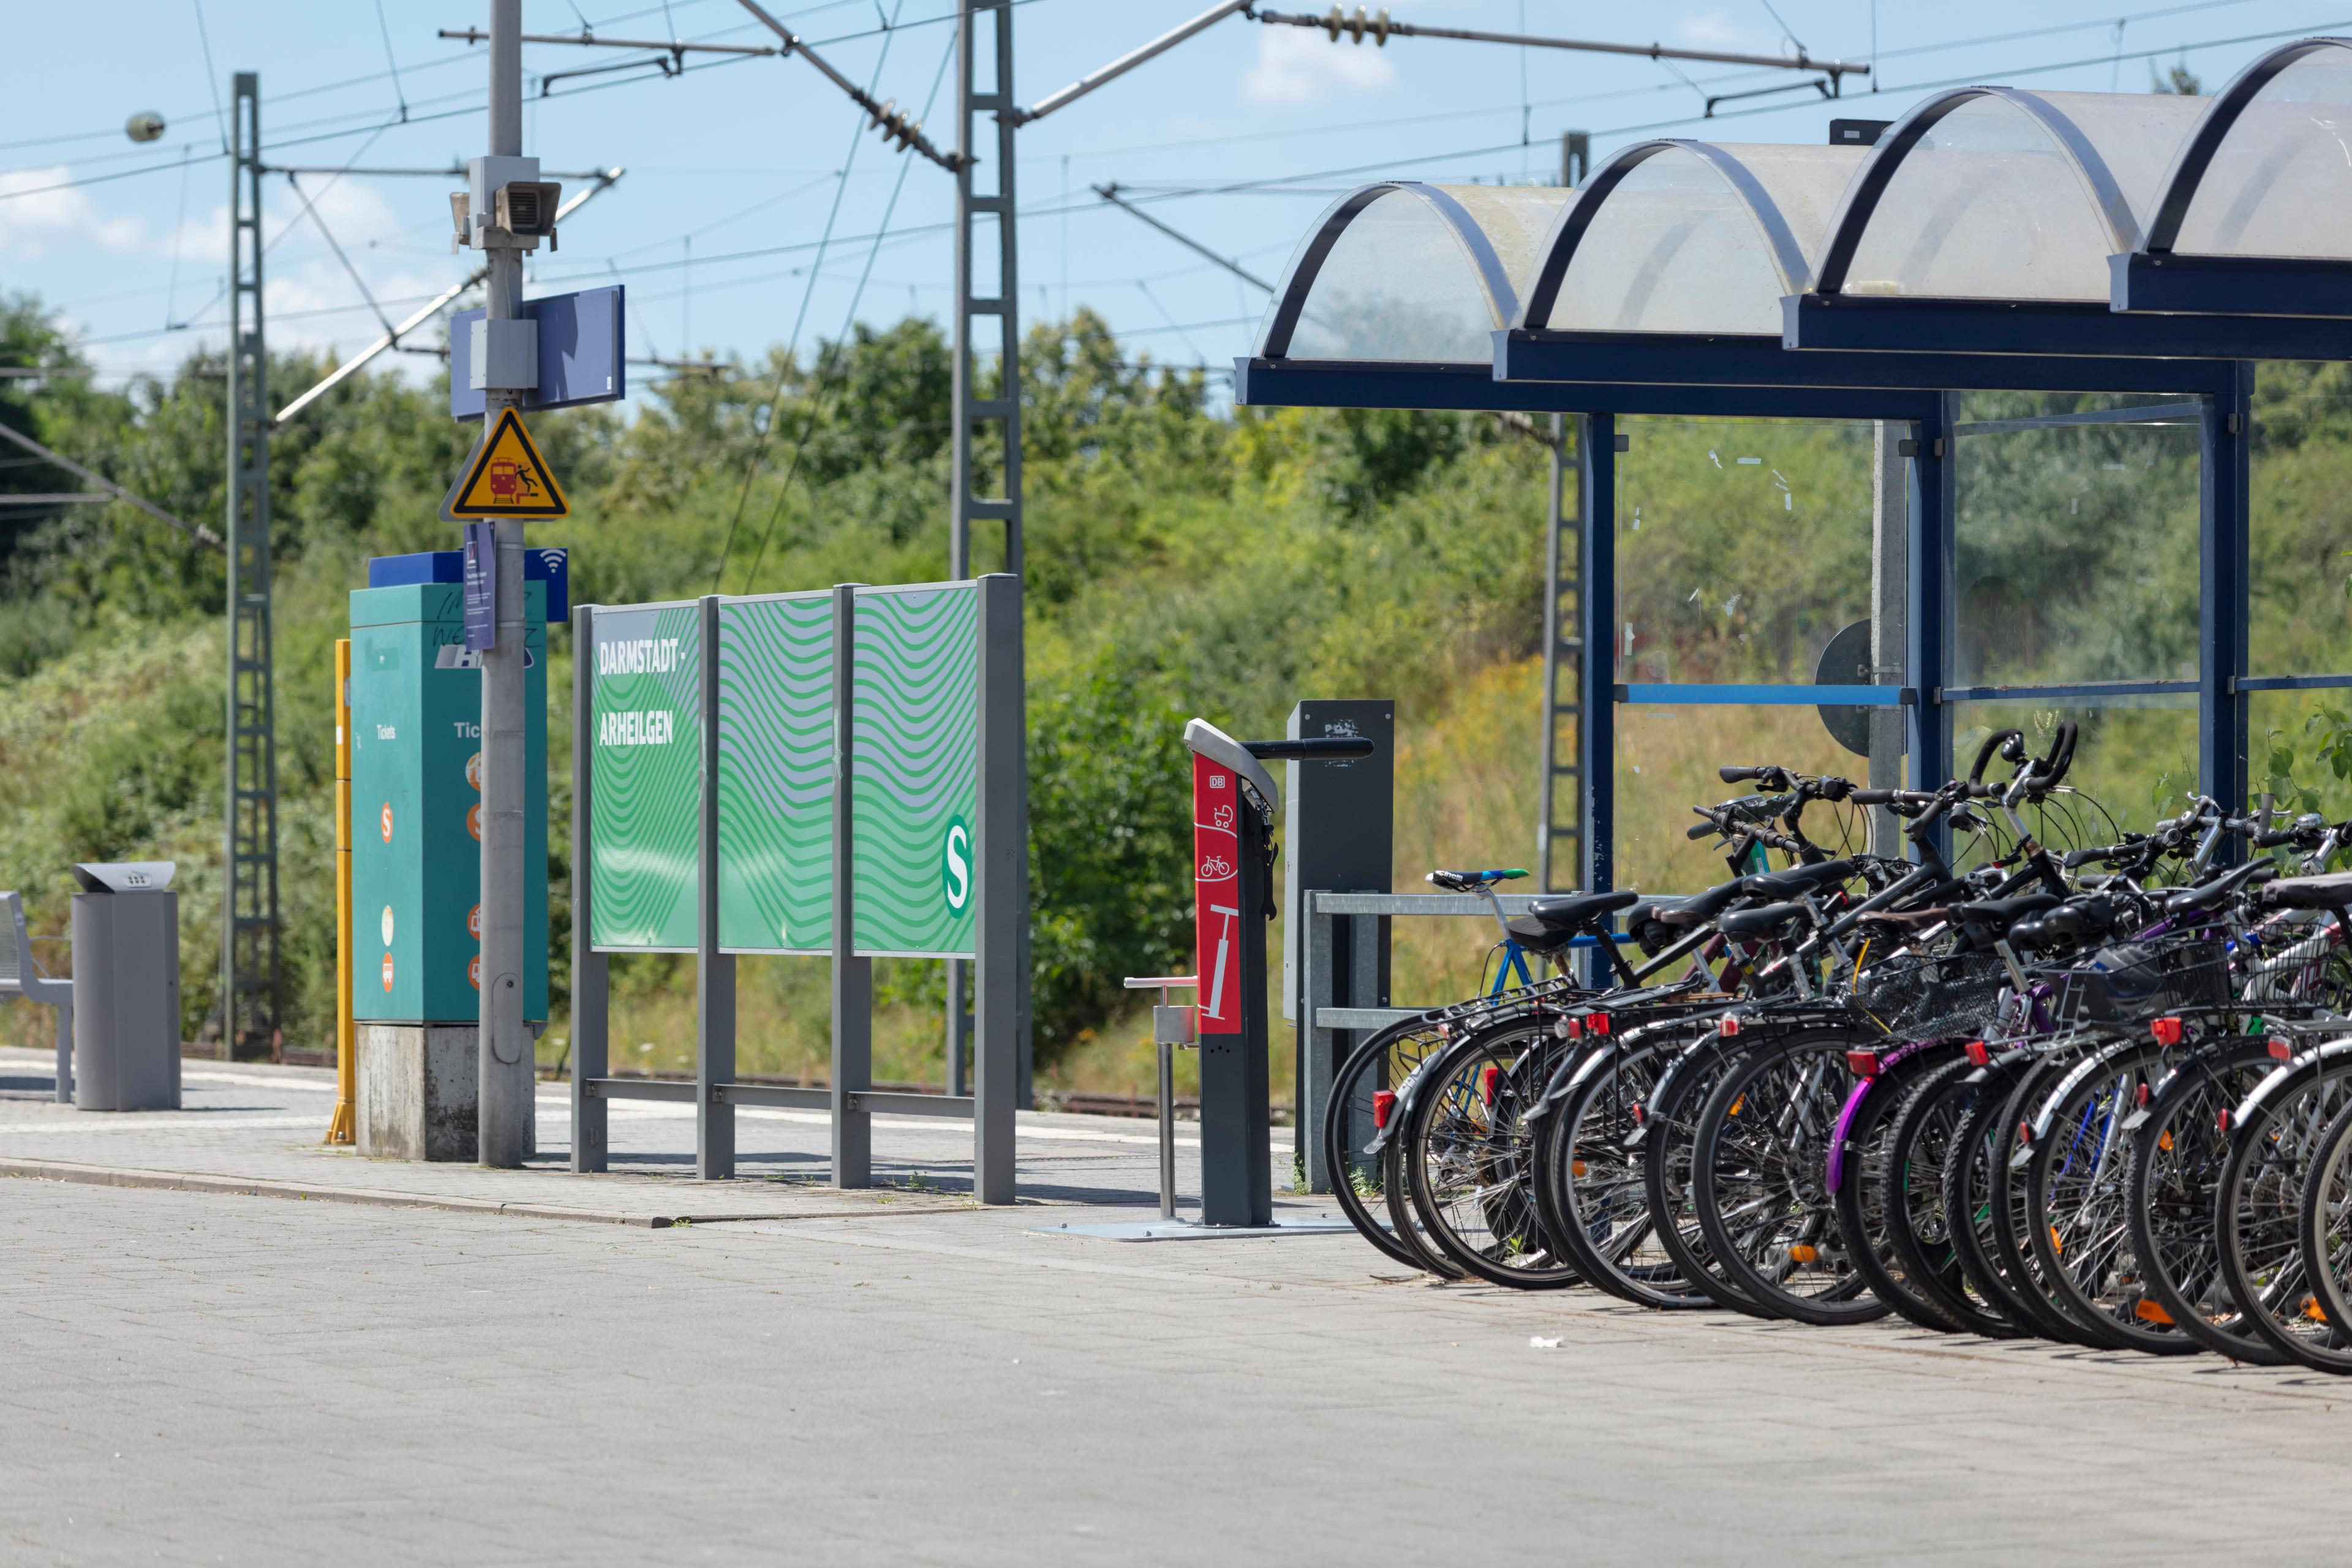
[70,862,181,1112]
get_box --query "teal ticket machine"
[348,580,548,1025]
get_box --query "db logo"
[468,955,482,990]
[466,752,483,791]
[380,953,394,992]
[467,903,483,940]
[1212,803,1234,830]
[466,803,482,840]
[1208,772,1229,791]
[379,803,394,842]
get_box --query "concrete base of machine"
[355,1024,532,1163]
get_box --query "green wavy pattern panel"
[589,603,701,949]
[716,594,834,952]
[852,584,978,956]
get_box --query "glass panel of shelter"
[1948,392,2203,690]
[1615,699,1870,896]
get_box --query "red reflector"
[1719,1015,1741,1037]
[1589,1012,1611,1037]
[2152,1016,2185,1046]
[1630,1102,1645,1125]
[1965,1040,1991,1068]
[2135,1082,2151,1108]
[2217,1109,2233,1133]
[1845,1050,1880,1079]
[1372,1090,1395,1130]
[1480,1064,1501,1106]
[1564,1017,1583,1039]
[2267,1038,2293,1061]
[2017,1120,2034,1145]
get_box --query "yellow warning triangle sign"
[440,406,569,521]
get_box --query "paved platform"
[3,1049,2348,1564]
[0,1046,1213,1223]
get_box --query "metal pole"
[696,594,736,1177]
[223,70,280,1061]
[1868,423,1910,857]
[1535,412,1580,891]
[571,603,610,1173]
[1157,1020,1175,1220]
[973,573,1020,1204]
[328,639,356,1144]
[1579,416,1617,927]
[477,0,533,1166]
[831,583,873,1188]
[954,0,1030,1107]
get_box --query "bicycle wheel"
[1882,1055,2023,1338]
[1324,1019,1450,1271]
[2296,1096,2352,1357]
[1538,1034,1713,1310]
[1401,1021,1578,1289]
[1943,1054,2092,1345]
[2214,1052,2352,1370]
[1986,1047,2110,1348]
[1691,1029,1890,1325]
[2024,1040,2197,1354]
[1832,1042,1971,1334]
[1640,1027,1774,1318]
[2125,1036,2282,1362]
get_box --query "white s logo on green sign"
[941,816,972,916]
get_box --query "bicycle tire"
[1400,1021,1580,1289]
[1832,1042,1971,1334]
[1881,1054,2024,1338]
[1537,1035,1713,1310]
[1690,1028,1890,1325]
[1324,1020,1450,1272]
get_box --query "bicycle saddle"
[1950,892,2060,929]
[1648,879,1752,929]
[1738,859,1855,900]
[2263,872,2352,910]
[1716,900,1807,940]
[2164,858,2275,915]
[1505,888,1637,949]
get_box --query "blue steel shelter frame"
[1242,181,2262,897]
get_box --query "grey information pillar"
[831,582,874,1188]
[696,594,736,1180]
[972,573,1022,1204]
[1281,698,1392,1190]
[570,603,609,1173]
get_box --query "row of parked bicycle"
[1326,723,2352,1371]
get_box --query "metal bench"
[0,891,72,1102]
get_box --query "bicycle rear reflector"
[1966,1041,1991,1067]
[1845,1050,1880,1079]
[1373,1090,1396,1130]
[2152,1016,2185,1046]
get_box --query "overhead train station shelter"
[1237,38,2352,897]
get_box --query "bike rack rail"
[1299,890,1622,1193]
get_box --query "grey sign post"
[973,573,1022,1204]
[696,594,736,1180]
[570,601,609,1173]
[831,582,873,1188]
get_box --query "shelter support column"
[1577,415,1616,982]
[1908,398,1955,817]
[2202,363,2253,827]
[1869,423,1910,858]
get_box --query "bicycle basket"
[1855,949,2013,1039]
[2042,935,2233,1026]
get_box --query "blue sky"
[5,1,2347,400]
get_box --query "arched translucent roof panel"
[1812,88,2209,301]
[2146,39,2352,258]
[1254,183,1572,363]
[1517,141,1866,335]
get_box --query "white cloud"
[1242,26,1396,107]
[0,167,145,259]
